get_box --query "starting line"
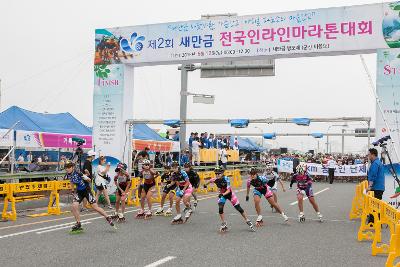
[289,187,330,206]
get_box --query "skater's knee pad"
[218,203,224,214]
[234,204,244,214]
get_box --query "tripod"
[381,143,400,187]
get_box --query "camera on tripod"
[372,135,391,147]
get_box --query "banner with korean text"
[94,2,399,66]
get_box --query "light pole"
[326,124,348,153]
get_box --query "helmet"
[163,165,171,170]
[171,161,179,168]
[183,162,191,168]
[87,150,96,157]
[265,164,273,171]
[64,160,75,168]
[115,162,127,172]
[142,159,151,165]
[296,163,307,174]
[214,167,224,174]
[249,168,258,175]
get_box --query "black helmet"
[214,167,224,174]
[163,165,171,170]
[171,161,179,168]
[183,162,191,168]
[249,168,258,175]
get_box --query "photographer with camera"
[95,156,113,209]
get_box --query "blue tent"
[230,136,260,151]
[243,137,263,151]
[0,106,91,135]
[132,124,168,141]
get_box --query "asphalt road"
[0,182,388,267]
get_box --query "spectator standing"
[173,131,180,141]
[327,156,336,184]
[27,152,33,162]
[233,137,239,150]
[367,148,385,223]
[367,148,385,199]
[219,146,229,169]
[192,137,201,166]
[17,154,24,162]
[95,156,112,209]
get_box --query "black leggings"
[218,203,244,214]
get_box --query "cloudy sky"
[0,0,382,153]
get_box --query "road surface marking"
[145,256,176,267]
[36,222,91,234]
[0,221,80,239]
[289,187,330,206]
[0,192,226,239]
[0,191,229,231]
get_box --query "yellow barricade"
[126,177,162,207]
[199,171,216,193]
[2,181,72,221]
[232,169,243,188]
[127,177,141,207]
[351,180,400,266]
[387,224,400,267]
[357,191,376,242]
[199,149,239,163]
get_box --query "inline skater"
[113,163,131,222]
[170,162,193,224]
[290,163,323,222]
[136,159,158,219]
[263,164,286,212]
[204,167,255,233]
[155,165,175,216]
[246,168,288,226]
[184,163,200,211]
[65,161,115,233]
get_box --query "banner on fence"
[277,160,367,176]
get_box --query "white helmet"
[296,163,307,174]
[143,159,151,165]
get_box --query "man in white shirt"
[327,156,336,184]
[191,137,200,166]
[219,146,229,169]
[17,154,24,162]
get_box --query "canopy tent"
[0,106,91,134]
[132,124,180,152]
[0,106,92,149]
[230,136,260,151]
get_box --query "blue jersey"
[67,171,87,191]
[247,175,268,190]
[173,170,189,187]
[211,176,231,193]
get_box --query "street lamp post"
[326,124,348,154]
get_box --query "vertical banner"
[93,64,134,194]
[376,48,400,206]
